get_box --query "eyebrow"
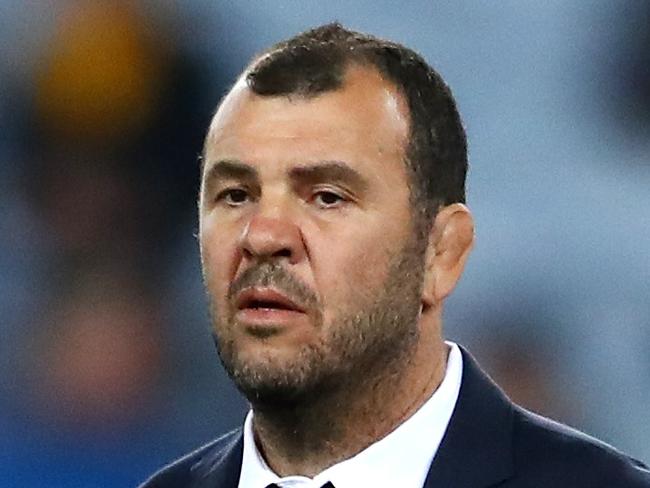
[202,159,369,192]
[203,159,259,186]
[289,161,368,192]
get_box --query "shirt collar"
[238,341,463,488]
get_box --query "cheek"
[200,222,240,300]
[311,228,400,318]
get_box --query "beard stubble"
[205,233,427,409]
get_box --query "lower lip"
[235,308,307,325]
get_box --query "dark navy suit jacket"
[139,347,650,487]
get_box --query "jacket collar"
[423,346,515,487]
[195,346,515,488]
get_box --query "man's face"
[199,66,427,405]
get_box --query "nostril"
[275,248,292,258]
[240,247,291,260]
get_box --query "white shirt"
[238,342,463,488]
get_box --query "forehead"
[203,65,410,180]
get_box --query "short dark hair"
[246,22,467,231]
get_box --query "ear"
[421,203,474,308]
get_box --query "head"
[198,23,473,408]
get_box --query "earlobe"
[421,204,474,307]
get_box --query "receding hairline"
[201,60,411,173]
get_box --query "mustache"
[228,262,319,310]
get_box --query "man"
[141,23,650,487]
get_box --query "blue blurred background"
[1,1,649,486]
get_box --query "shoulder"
[511,406,650,487]
[138,428,243,488]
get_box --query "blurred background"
[1,1,649,486]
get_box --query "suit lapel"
[423,347,515,488]
[192,429,244,488]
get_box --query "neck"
[251,317,448,478]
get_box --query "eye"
[313,190,346,208]
[216,188,250,206]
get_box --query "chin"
[219,342,334,408]
[231,364,319,408]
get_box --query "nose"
[238,212,306,265]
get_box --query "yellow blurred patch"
[35,1,165,144]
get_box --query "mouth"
[235,287,306,314]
